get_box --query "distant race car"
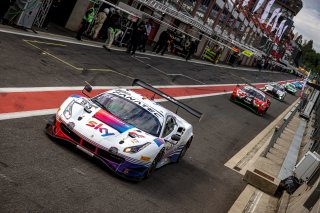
[230,85,271,116]
[284,83,297,95]
[291,81,303,90]
[263,82,286,101]
[46,79,202,180]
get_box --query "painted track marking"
[23,39,135,80]
[0,81,295,120]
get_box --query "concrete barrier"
[244,168,281,196]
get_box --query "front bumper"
[45,117,149,181]
[230,95,263,114]
[285,89,296,94]
[266,90,284,100]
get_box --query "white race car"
[263,82,286,101]
[46,79,202,180]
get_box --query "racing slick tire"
[177,137,193,162]
[144,148,165,179]
[45,115,56,132]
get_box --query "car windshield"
[92,93,162,136]
[272,84,285,91]
[242,86,266,101]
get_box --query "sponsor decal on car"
[153,138,164,147]
[94,109,133,133]
[86,120,115,137]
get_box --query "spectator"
[257,58,263,72]
[185,39,199,61]
[127,21,145,55]
[152,30,169,55]
[213,47,223,64]
[232,52,241,67]
[139,21,152,52]
[103,9,122,51]
[91,8,109,40]
[76,5,97,41]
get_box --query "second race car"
[263,82,286,101]
[230,85,271,116]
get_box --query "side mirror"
[82,82,92,97]
[171,134,181,141]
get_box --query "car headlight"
[63,101,74,120]
[123,142,151,154]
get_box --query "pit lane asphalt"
[0,31,299,212]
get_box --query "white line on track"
[0,91,232,121]
[0,79,296,93]
[0,109,57,121]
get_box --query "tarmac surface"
[0,29,299,212]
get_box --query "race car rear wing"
[132,79,203,120]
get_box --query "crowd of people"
[76,4,200,60]
[76,5,153,55]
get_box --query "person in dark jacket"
[76,6,97,40]
[127,21,145,55]
[139,21,152,52]
[103,9,122,51]
[185,40,199,61]
[152,30,169,55]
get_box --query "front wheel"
[144,148,164,179]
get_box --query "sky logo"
[86,121,115,137]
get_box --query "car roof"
[243,85,266,97]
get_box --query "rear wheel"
[177,137,193,162]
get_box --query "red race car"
[230,85,271,116]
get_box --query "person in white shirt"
[92,8,109,40]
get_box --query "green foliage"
[301,40,320,74]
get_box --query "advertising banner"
[266,8,281,28]
[271,12,282,32]
[260,0,275,24]
[242,50,254,57]
[253,0,265,13]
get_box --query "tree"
[301,40,320,75]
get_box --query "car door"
[161,115,179,153]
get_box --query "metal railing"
[310,93,320,153]
[261,102,300,157]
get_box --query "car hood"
[57,97,164,150]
